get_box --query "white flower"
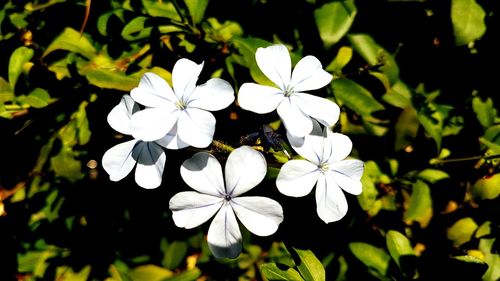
[102,94,166,189]
[276,121,364,223]
[237,44,340,138]
[130,59,234,148]
[169,146,283,259]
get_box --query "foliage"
[0,0,499,280]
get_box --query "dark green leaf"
[386,230,417,278]
[162,241,188,270]
[50,147,84,182]
[394,106,419,151]
[121,17,153,41]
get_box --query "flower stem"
[430,153,500,165]
[212,140,234,153]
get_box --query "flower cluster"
[102,44,364,258]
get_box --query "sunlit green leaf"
[127,265,173,281]
[56,265,91,281]
[204,18,244,43]
[184,0,208,24]
[472,96,497,128]
[447,217,478,247]
[121,16,152,41]
[332,78,385,117]
[230,37,274,86]
[386,230,417,278]
[293,248,325,281]
[417,169,449,184]
[85,69,141,91]
[417,104,451,152]
[97,9,125,36]
[43,27,97,59]
[326,46,353,73]
[472,173,500,201]
[314,0,357,49]
[18,249,57,277]
[451,0,487,46]
[142,0,181,20]
[348,34,399,84]
[260,263,304,281]
[163,268,202,281]
[22,88,51,108]
[9,46,34,90]
[404,180,433,228]
[349,242,390,278]
[480,238,500,281]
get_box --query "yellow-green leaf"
[43,27,97,59]
[447,217,478,247]
[9,46,34,90]
[451,0,487,46]
[314,0,357,49]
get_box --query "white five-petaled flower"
[169,146,284,259]
[276,121,364,223]
[130,59,234,149]
[237,44,340,138]
[102,95,166,189]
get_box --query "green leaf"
[18,250,57,277]
[230,37,274,86]
[97,9,125,36]
[417,104,451,152]
[349,242,390,277]
[184,0,208,24]
[348,34,399,84]
[326,46,353,73]
[358,161,383,216]
[472,96,497,128]
[450,255,489,278]
[204,18,244,43]
[403,180,433,228]
[128,265,173,281]
[314,0,357,49]
[8,46,34,90]
[332,78,385,117]
[121,16,152,41]
[50,147,84,182]
[142,0,181,20]
[43,27,97,59]
[417,169,449,184]
[451,0,487,46]
[260,263,304,281]
[394,106,419,151]
[293,248,325,281]
[447,217,478,247]
[480,238,500,281]
[386,230,416,278]
[85,69,141,91]
[22,88,51,108]
[55,265,91,281]
[472,173,500,201]
[162,241,188,270]
[163,268,202,281]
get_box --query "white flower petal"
[172,58,203,101]
[207,203,242,259]
[315,173,348,223]
[230,196,283,236]
[277,98,313,138]
[133,142,166,189]
[177,108,215,148]
[329,159,364,195]
[290,56,333,92]
[237,83,284,114]
[255,44,291,90]
[292,92,340,128]
[154,125,189,150]
[225,146,267,196]
[276,159,319,197]
[107,94,139,135]
[180,152,225,196]
[287,129,325,165]
[130,106,180,141]
[188,78,234,111]
[131,72,177,107]
[326,132,353,162]
[169,191,224,229]
[102,139,139,182]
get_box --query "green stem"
[212,140,235,153]
[430,153,500,165]
[171,0,187,25]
